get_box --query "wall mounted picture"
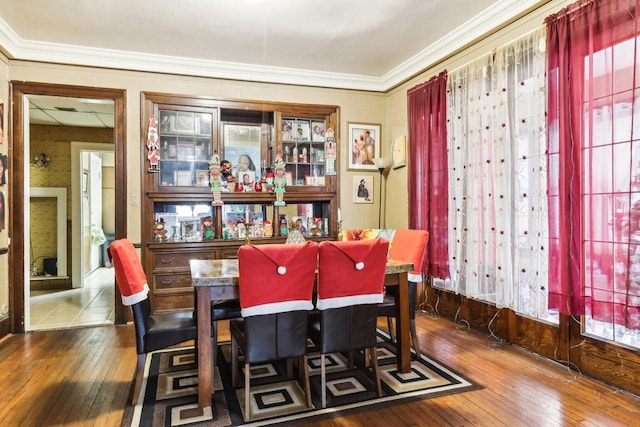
[348,122,380,171]
[392,135,407,169]
[0,101,4,144]
[0,190,5,231]
[0,153,7,185]
[353,175,373,204]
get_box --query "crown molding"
[0,0,545,92]
[381,0,546,90]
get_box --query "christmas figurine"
[209,151,224,206]
[325,127,337,175]
[146,116,160,172]
[309,217,323,236]
[202,216,214,239]
[279,214,288,235]
[154,218,168,242]
[265,171,275,192]
[274,152,286,207]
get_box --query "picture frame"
[222,123,262,181]
[392,135,407,169]
[194,142,208,161]
[285,171,293,186]
[175,170,193,186]
[305,175,325,186]
[311,121,326,142]
[196,169,210,187]
[175,112,195,133]
[348,122,381,171]
[281,119,294,141]
[181,220,200,241]
[0,153,7,185]
[177,143,195,161]
[353,175,374,204]
[294,120,311,141]
[291,216,309,234]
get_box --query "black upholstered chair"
[230,241,318,421]
[309,239,389,408]
[108,238,198,406]
[377,229,429,358]
[210,299,242,376]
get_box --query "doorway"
[9,82,127,334]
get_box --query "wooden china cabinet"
[141,92,340,312]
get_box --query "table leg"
[394,271,411,373]
[196,287,213,409]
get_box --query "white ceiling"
[0,0,546,127]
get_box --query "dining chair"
[377,229,429,357]
[107,238,198,406]
[309,238,389,408]
[230,241,318,421]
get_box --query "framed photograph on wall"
[392,135,407,169]
[353,175,374,204]
[348,122,380,171]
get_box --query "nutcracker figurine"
[146,116,160,172]
[274,152,286,207]
[209,151,224,206]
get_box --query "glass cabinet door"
[157,109,213,188]
[281,117,326,186]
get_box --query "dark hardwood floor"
[0,313,638,426]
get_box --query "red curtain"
[546,0,640,326]
[407,71,449,279]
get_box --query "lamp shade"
[373,157,391,171]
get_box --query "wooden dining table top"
[190,258,414,286]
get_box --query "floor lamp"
[373,157,391,228]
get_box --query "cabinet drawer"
[153,250,219,269]
[153,272,193,290]
[219,247,240,259]
[153,293,194,312]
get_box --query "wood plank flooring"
[0,313,638,426]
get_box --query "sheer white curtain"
[445,28,550,316]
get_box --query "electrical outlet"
[132,194,139,206]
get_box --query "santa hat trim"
[121,283,150,306]
[241,299,313,317]
[315,293,383,311]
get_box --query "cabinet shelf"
[141,92,340,313]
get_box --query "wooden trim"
[422,284,640,396]
[9,81,127,332]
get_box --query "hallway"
[29,267,114,330]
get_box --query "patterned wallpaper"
[29,125,113,274]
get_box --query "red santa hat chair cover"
[237,241,318,317]
[316,238,388,310]
[107,238,149,306]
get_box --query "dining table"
[190,257,414,409]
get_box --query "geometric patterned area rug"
[124,329,482,426]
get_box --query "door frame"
[9,82,127,333]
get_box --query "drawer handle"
[161,279,173,285]
[160,258,174,265]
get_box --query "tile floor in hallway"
[29,267,115,331]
